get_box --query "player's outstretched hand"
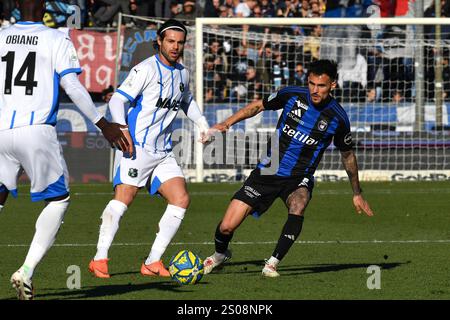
[198,129,212,144]
[212,122,230,132]
[353,194,374,217]
[199,127,221,144]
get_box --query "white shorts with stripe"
[112,146,184,195]
[0,125,70,201]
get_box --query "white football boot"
[203,250,232,274]
[262,259,280,278]
[10,269,34,300]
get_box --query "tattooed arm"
[340,150,374,217]
[212,100,265,132]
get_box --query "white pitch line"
[11,188,450,197]
[1,239,450,247]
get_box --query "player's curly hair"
[307,59,338,81]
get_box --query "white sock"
[145,204,186,265]
[22,196,70,279]
[0,204,3,213]
[213,252,226,261]
[267,256,280,267]
[94,200,127,260]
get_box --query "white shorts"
[0,125,70,202]
[112,146,184,195]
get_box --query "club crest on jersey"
[179,82,185,92]
[318,120,328,131]
[128,168,138,178]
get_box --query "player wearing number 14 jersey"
[0,0,130,300]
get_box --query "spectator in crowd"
[223,0,236,13]
[229,44,252,83]
[338,52,368,103]
[129,0,153,27]
[260,0,275,17]
[257,42,273,85]
[276,0,299,18]
[205,71,226,103]
[293,62,307,86]
[365,87,379,104]
[229,59,255,103]
[208,38,229,73]
[154,0,173,18]
[391,89,405,104]
[204,53,216,82]
[235,0,257,17]
[244,64,264,101]
[270,45,289,90]
[309,0,321,17]
[178,0,196,25]
[299,0,309,17]
[169,1,182,18]
[205,87,216,103]
[218,4,232,17]
[93,0,132,27]
[303,25,322,62]
[203,0,221,17]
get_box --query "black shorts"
[232,168,315,217]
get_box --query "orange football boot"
[140,260,170,277]
[88,259,110,278]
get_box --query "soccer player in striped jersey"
[0,1,130,300]
[204,59,374,277]
[88,19,210,278]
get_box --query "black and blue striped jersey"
[258,86,353,177]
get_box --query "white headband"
[159,26,186,35]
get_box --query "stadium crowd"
[0,0,327,28]
[1,0,450,104]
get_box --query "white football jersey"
[0,22,81,131]
[116,54,193,153]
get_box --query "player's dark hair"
[159,19,187,39]
[307,59,338,81]
[153,18,188,50]
[17,0,45,22]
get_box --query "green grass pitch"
[0,181,449,300]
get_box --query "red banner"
[379,0,414,17]
[70,29,118,93]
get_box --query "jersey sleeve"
[180,70,193,112]
[116,64,152,103]
[54,34,82,78]
[333,116,354,152]
[262,90,284,110]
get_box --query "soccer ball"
[168,250,204,285]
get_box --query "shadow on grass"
[34,279,209,300]
[216,260,411,276]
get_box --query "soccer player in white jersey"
[88,19,210,278]
[0,1,130,300]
